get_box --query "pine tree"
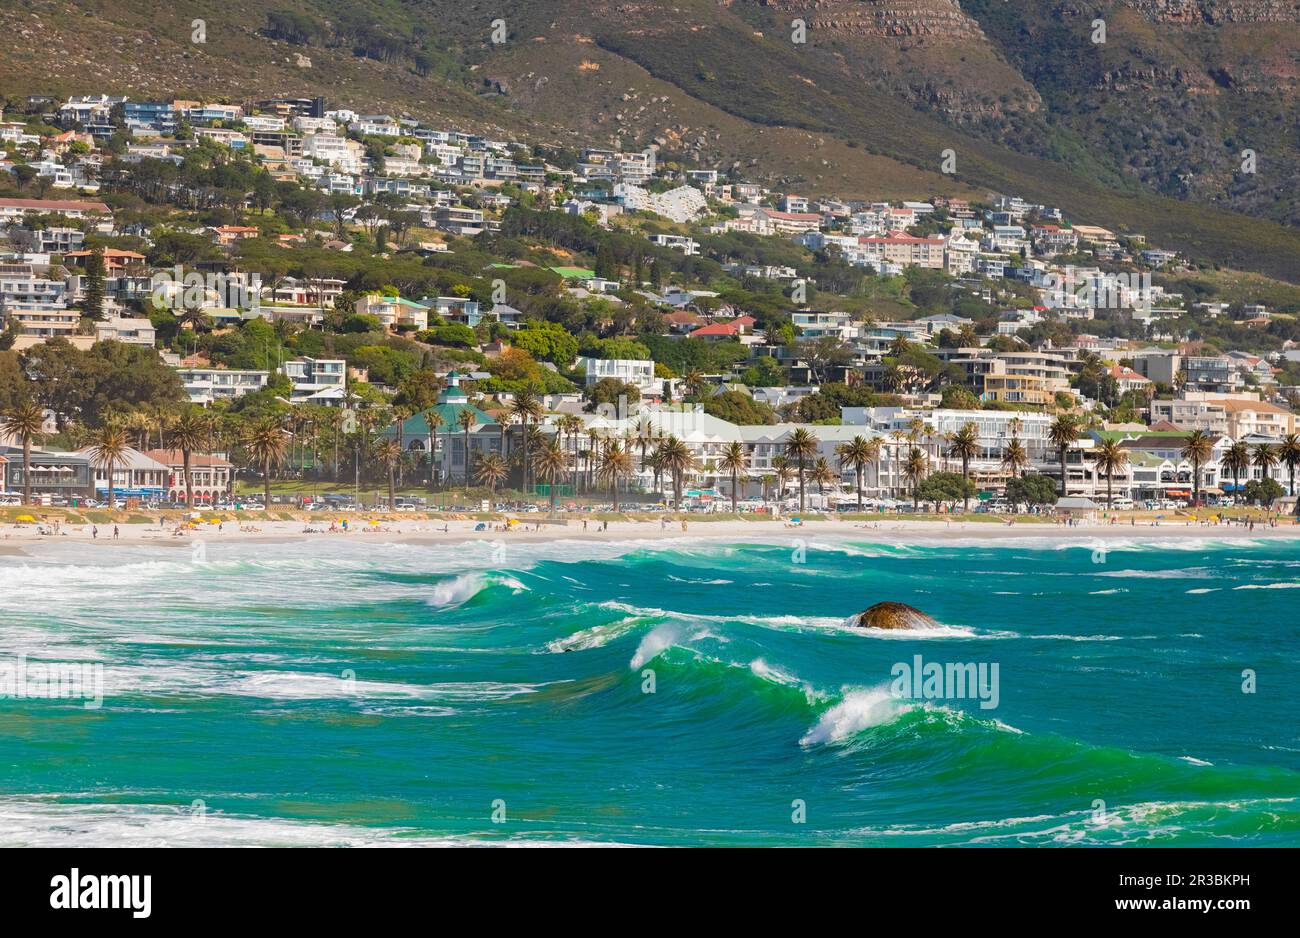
[595,243,616,279]
[83,246,106,319]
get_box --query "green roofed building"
[548,266,596,280]
[381,371,500,484]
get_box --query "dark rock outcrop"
[851,601,936,630]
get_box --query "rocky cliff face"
[761,0,988,41]
[1122,0,1300,23]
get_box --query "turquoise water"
[2,534,1299,846]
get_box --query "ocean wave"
[629,624,682,670]
[847,796,1300,846]
[91,662,552,703]
[799,687,910,745]
[426,572,528,608]
[800,686,1019,747]
[0,799,633,848]
[543,616,646,654]
[1094,567,1215,580]
[594,599,979,640]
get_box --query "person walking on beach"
[113,525,119,540]
[92,525,97,540]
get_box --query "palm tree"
[1048,414,1080,498]
[86,424,130,510]
[1180,429,1215,508]
[904,446,927,506]
[585,428,600,491]
[1252,443,1279,499]
[1000,438,1028,480]
[1094,438,1130,510]
[839,436,880,511]
[389,404,413,487]
[420,410,443,489]
[125,411,154,451]
[633,416,656,473]
[682,368,706,398]
[646,447,666,498]
[947,421,980,512]
[718,441,748,512]
[598,439,634,512]
[1279,433,1300,502]
[535,439,567,512]
[657,435,695,508]
[169,409,208,509]
[371,438,399,509]
[888,430,907,497]
[810,457,835,502]
[784,428,819,512]
[244,417,288,508]
[457,409,478,486]
[1,402,45,506]
[1222,440,1250,503]
[492,409,512,485]
[559,414,584,492]
[475,452,509,497]
[508,391,543,491]
[771,455,794,504]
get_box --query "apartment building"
[280,357,347,404]
[1220,398,1296,440]
[857,235,945,270]
[355,294,429,331]
[576,357,659,396]
[177,366,270,405]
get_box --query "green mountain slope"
[2,0,1297,280]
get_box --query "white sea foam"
[629,624,682,670]
[1233,582,1300,590]
[89,661,550,703]
[799,687,908,745]
[0,799,631,848]
[1095,567,1214,580]
[748,658,801,687]
[544,616,645,653]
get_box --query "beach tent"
[15,514,37,523]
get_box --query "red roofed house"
[63,249,147,274]
[688,315,757,341]
[665,310,705,334]
[210,225,261,247]
[0,197,111,222]
[1107,364,1153,396]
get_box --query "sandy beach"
[3,513,1298,551]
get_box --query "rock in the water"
[852,602,936,631]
